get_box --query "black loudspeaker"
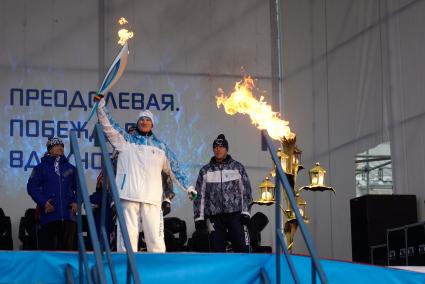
[388,221,425,266]
[350,194,417,264]
[387,227,407,266]
[370,244,387,265]
[406,222,425,265]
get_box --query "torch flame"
[216,75,295,141]
[117,17,134,46]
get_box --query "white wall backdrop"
[1,0,425,262]
[281,0,425,260]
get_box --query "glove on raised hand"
[93,93,104,102]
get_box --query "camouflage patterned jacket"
[194,155,252,221]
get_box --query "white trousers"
[117,200,165,253]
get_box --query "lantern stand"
[251,136,335,252]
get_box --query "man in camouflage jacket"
[193,134,252,252]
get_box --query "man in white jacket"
[96,97,196,252]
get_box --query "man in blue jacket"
[27,137,77,250]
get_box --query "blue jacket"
[27,155,77,225]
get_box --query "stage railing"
[69,124,141,284]
[262,131,328,284]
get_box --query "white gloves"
[187,186,198,200]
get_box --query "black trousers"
[40,220,76,251]
[207,212,250,253]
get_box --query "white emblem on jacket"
[206,169,241,183]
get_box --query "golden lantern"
[310,162,326,186]
[252,177,276,206]
[300,162,335,193]
[296,195,309,223]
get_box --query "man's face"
[49,144,64,156]
[137,117,153,133]
[213,146,228,161]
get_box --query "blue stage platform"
[0,251,424,284]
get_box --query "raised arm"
[96,98,129,151]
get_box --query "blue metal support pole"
[70,131,107,284]
[70,124,142,283]
[93,123,141,284]
[277,229,300,284]
[101,228,118,284]
[275,173,300,284]
[76,181,84,284]
[275,177,281,284]
[260,268,271,284]
[73,143,93,284]
[262,131,328,284]
[100,159,107,251]
[78,234,93,284]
